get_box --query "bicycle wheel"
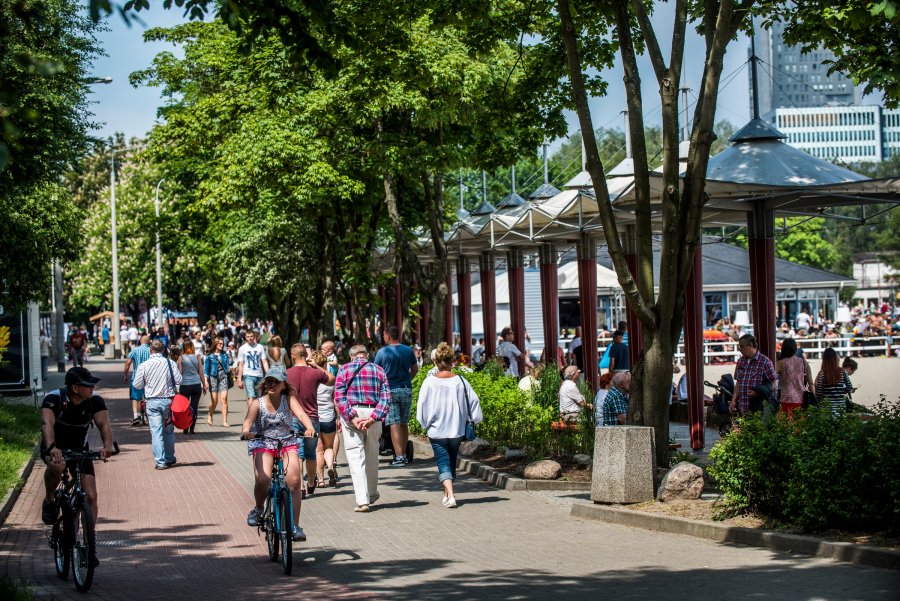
[264,497,278,562]
[52,517,70,580]
[278,488,292,575]
[71,503,96,592]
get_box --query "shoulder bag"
[460,377,476,441]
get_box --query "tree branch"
[630,0,667,83]
[558,0,655,326]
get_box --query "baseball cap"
[65,367,101,387]
[263,369,288,382]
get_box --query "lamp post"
[52,76,112,369]
[154,178,165,330]
[109,141,146,358]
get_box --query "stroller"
[704,373,735,436]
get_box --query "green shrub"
[0,401,41,500]
[708,398,900,532]
[411,364,594,457]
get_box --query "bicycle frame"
[267,443,291,536]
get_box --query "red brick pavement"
[0,360,381,600]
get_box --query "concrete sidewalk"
[1,359,897,600]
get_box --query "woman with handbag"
[775,338,812,419]
[416,342,482,508]
[204,336,232,427]
[179,340,205,433]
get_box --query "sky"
[86,4,753,148]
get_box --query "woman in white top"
[310,351,339,487]
[416,342,483,508]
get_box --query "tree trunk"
[422,173,448,347]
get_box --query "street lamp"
[109,141,146,358]
[155,178,165,330]
[52,76,113,370]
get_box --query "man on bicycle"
[40,367,114,567]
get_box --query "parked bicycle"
[241,433,303,575]
[47,443,120,593]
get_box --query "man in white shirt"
[236,330,269,403]
[127,324,139,351]
[559,365,591,421]
[132,340,182,469]
[471,338,485,366]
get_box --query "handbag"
[461,378,476,441]
[215,354,233,389]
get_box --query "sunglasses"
[265,381,284,390]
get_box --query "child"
[242,371,315,541]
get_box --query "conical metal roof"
[497,192,527,209]
[708,119,866,186]
[456,207,470,220]
[529,182,562,201]
[729,118,787,142]
[471,200,497,215]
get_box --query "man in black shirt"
[40,367,114,534]
[607,330,630,374]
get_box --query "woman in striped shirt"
[814,347,853,417]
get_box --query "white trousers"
[340,407,382,506]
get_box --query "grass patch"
[0,401,41,501]
[0,575,33,601]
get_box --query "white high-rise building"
[774,105,900,163]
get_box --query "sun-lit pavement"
[1,358,897,600]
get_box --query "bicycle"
[242,434,302,575]
[47,442,120,593]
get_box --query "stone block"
[524,459,561,480]
[591,426,656,504]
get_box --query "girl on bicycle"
[242,371,315,541]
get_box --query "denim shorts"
[319,418,337,434]
[292,418,320,459]
[385,387,412,426]
[243,375,263,398]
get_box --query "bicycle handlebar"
[59,441,121,461]
[239,432,314,442]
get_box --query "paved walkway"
[1,359,897,600]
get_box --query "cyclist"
[242,371,315,542]
[40,367,114,567]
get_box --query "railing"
[549,335,894,364]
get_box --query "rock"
[591,426,656,504]
[573,453,592,468]
[657,461,705,502]
[504,448,527,460]
[524,459,562,480]
[459,437,490,456]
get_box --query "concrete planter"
[591,426,656,504]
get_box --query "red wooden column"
[684,245,705,450]
[748,207,777,362]
[444,271,454,344]
[577,235,598,392]
[623,225,644,368]
[539,243,559,367]
[479,251,497,358]
[394,278,403,334]
[507,248,526,375]
[457,256,472,356]
[421,296,431,347]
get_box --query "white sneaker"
[441,495,448,505]
[442,497,457,508]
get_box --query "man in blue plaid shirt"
[601,372,631,426]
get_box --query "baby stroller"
[704,373,735,436]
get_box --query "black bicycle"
[48,443,119,592]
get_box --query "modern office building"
[751,18,864,119]
[773,105,900,162]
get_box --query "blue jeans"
[429,437,463,483]
[146,398,175,467]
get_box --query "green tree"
[0,0,101,309]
